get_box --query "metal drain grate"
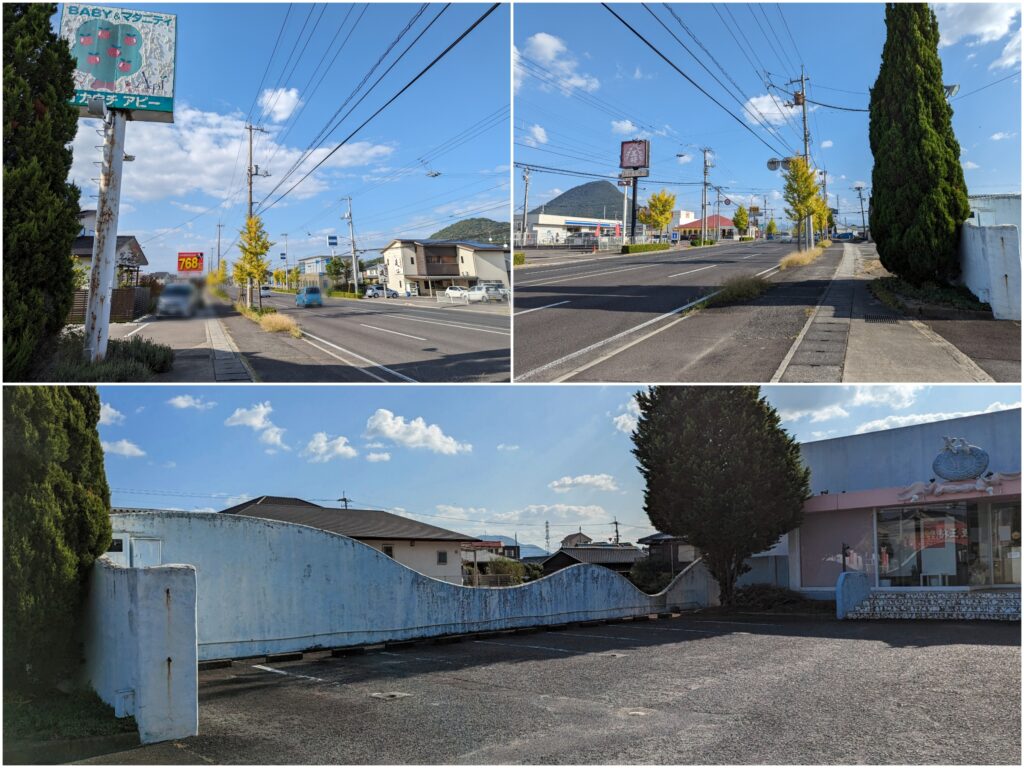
[864,314,899,324]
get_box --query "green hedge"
[513,252,526,266]
[327,290,362,299]
[621,243,671,254]
[271,287,298,294]
[739,236,754,242]
[689,239,715,247]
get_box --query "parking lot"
[85,613,1020,765]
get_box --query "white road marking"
[359,324,427,341]
[252,664,325,682]
[301,339,390,383]
[667,264,717,279]
[514,300,570,316]
[515,263,656,287]
[474,639,584,655]
[301,331,417,383]
[121,323,150,339]
[387,314,510,336]
[522,265,781,382]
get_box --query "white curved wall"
[112,512,713,660]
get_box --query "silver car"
[156,283,198,317]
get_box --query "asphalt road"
[239,290,511,383]
[83,613,1020,765]
[513,241,796,381]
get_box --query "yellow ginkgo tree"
[236,215,273,308]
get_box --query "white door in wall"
[130,538,162,568]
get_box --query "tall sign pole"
[701,148,713,245]
[630,177,639,243]
[520,167,530,246]
[216,222,223,273]
[619,139,650,246]
[788,67,812,250]
[83,106,127,363]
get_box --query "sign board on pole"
[723,198,732,206]
[620,139,650,169]
[619,168,649,179]
[177,252,203,273]
[327,235,338,247]
[60,5,177,122]
[750,206,761,215]
[617,179,632,187]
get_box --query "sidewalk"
[776,243,999,382]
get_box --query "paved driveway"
[83,614,1020,764]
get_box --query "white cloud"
[301,432,357,462]
[259,426,290,453]
[167,394,216,410]
[991,28,1022,69]
[613,398,641,434]
[991,131,1017,140]
[853,401,1021,435]
[258,87,302,122]
[778,404,851,423]
[519,32,600,94]
[497,443,519,451]
[934,3,1020,47]
[743,94,801,126]
[102,439,146,458]
[821,139,834,149]
[963,160,981,170]
[522,123,548,147]
[99,402,125,425]
[611,119,639,135]
[366,409,471,454]
[366,452,391,463]
[677,154,692,164]
[225,402,274,430]
[850,385,924,409]
[70,106,393,205]
[854,180,868,188]
[549,474,619,493]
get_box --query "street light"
[943,84,960,99]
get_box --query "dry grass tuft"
[705,275,771,306]
[780,245,826,270]
[259,313,302,338]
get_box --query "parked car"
[295,286,323,308]
[156,283,199,318]
[467,285,492,302]
[260,285,273,298]
[364,285,398,298]
[444,285,469,298]
[778,232,794,243]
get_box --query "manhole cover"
[370,691,412,700]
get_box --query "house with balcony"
[381,239,509,297]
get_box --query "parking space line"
[473,639,584,655]
[359,324,427,341]
[514,300,570,317]
[122,323,150,339]
[252,664,325,683]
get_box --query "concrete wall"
[800,409,1021,495]
[83,557,198,744]
[960,221,1021,320]
[109,512,719,661]
[835,571,871,620]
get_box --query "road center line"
[514,300,571,316]
[359,324,427,341]
[300,331,418,383]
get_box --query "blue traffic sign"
[327,235,338,247]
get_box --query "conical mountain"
[530,180,629,219]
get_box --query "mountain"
[485,534,548,559]
[429,217,510,243]
[530,180,629,219]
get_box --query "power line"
[257,3,500,215]
[953,69,1021,100]
[600,3,789,157]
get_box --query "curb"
[4,731,140,765]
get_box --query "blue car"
[295,286,323,308]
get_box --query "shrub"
[484,557,527,585]
[35,330,172,382]
[107,335,173,373]
[3,386,111,691]
[627,558,674,594]
[259,312,301,338]
[706,275,771,306]
[779,246,827,270]
[732,584,834,613]
[689,239,715,246]
[739,236,754,242]
[326,290,362,299]
[870,275,991,312]
[513,252,526,266]
[621,243,671,254]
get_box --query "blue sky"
[55,3,510,273]
[98,384,1020,550]
[514,2,1021,229]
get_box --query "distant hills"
[530,180,630,220]
[484,534,548,559]
[429,217,510,243]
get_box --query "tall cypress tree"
[869,3,970,285]
[3,3,81,380]
[3,386,111,690]
[630,387,810,606]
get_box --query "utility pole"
[545,521,550,553]
[281,232,289,289]
[345,197,360,294]
[83,104,128,363]
[245,123,269,307]
[613,518,620,545]
[854,184,868,239]
[216,222,223,273]
[787,68,812,251]
[701,148,713,245]
[520,166,530,246]
[337,492,352,510]
[763,194,768,239]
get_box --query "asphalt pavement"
[233,290,511,383]
[513,240,795,381]
[80,613,1021,765]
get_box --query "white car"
[444,286,469,298]
[467,285,491,302]
[260,285,273,298]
